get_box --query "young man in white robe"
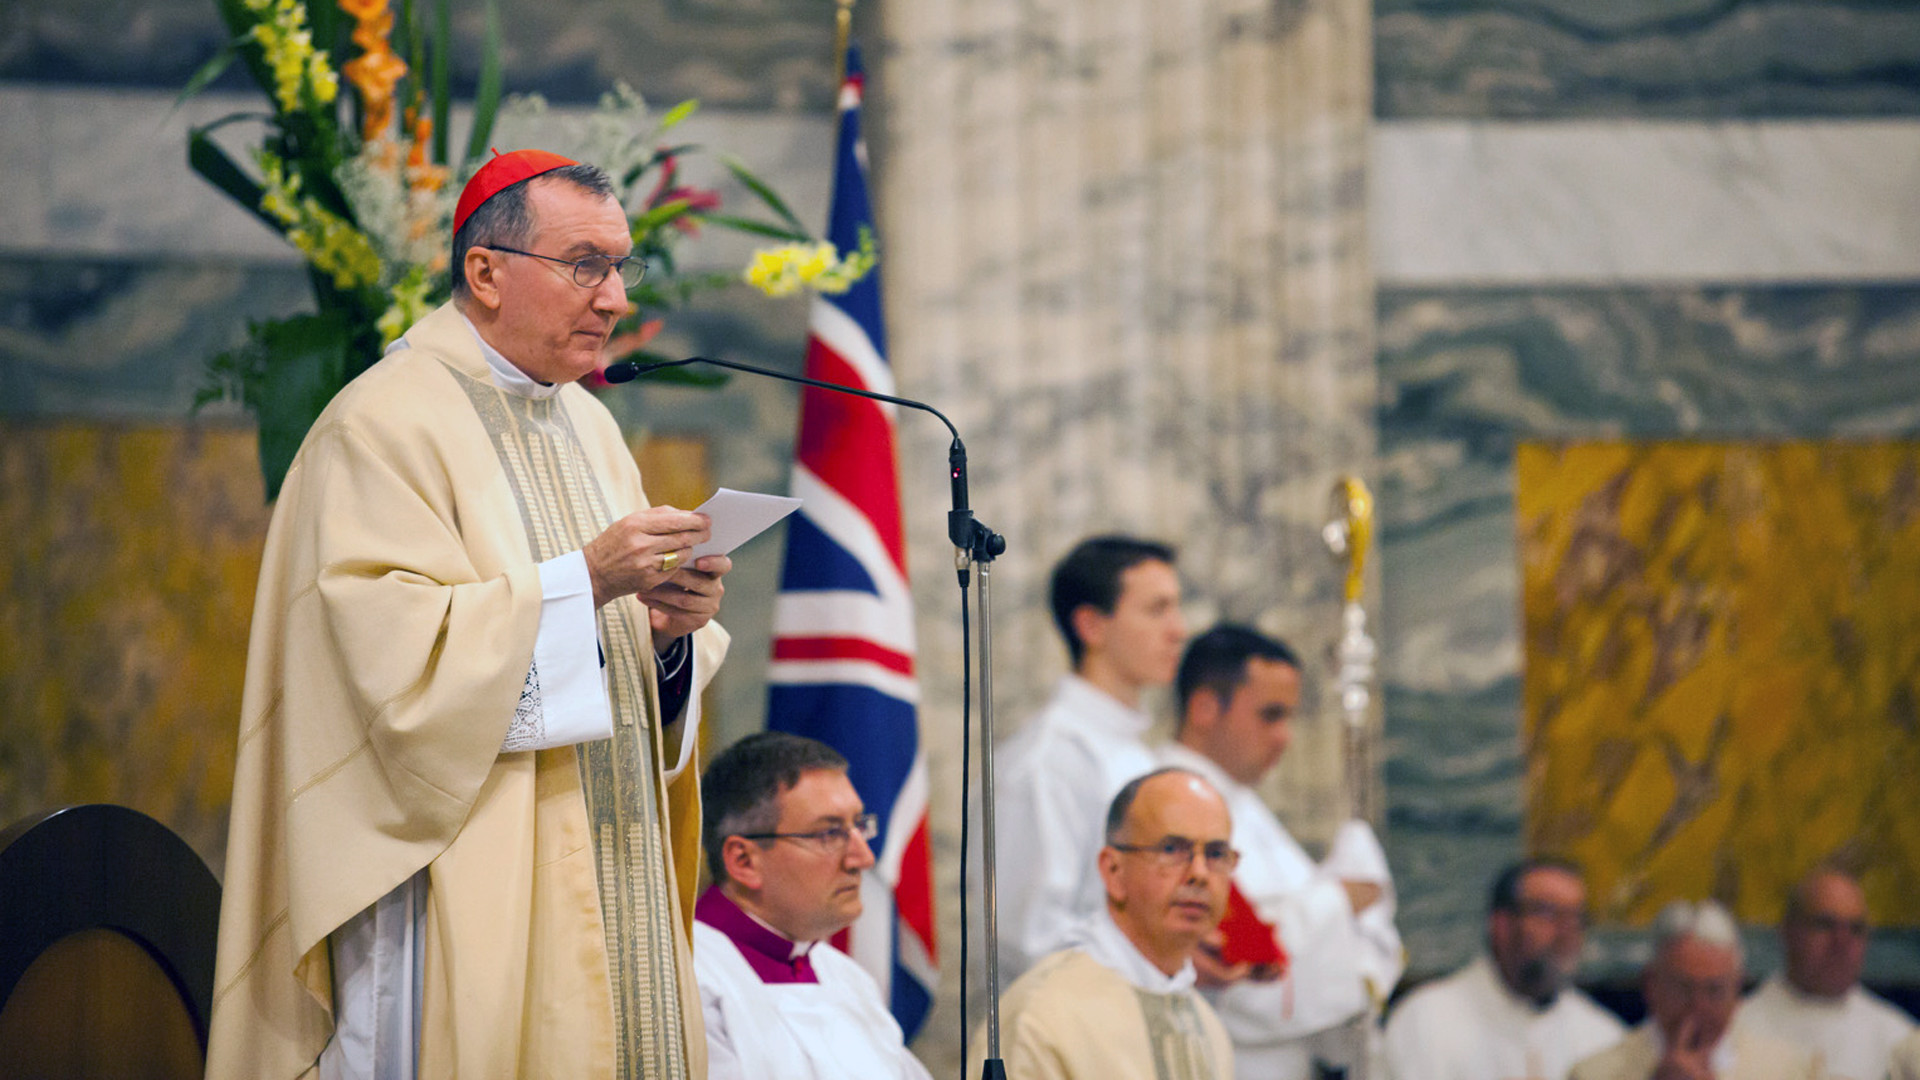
[1569,900,1820,1080]
[996,535,1189,984]
[1157,625,1404,1080]
[1384,859,1624,1080]
[207,152,732,1079]
[1734,869,1914,1080]
[975,768,1238,1080]
[694,731,932,1080]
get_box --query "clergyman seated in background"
[1384,858,1623,1080]
[1733,868,1914,1080]
[1889,1030,1920,1080]
[695,731,932,1080]
[974,768,1237,1080]
[996,535,1189,983]
[1158,624,1404,1080]
[1568,900,1821,1080]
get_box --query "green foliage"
[183,0,853,501]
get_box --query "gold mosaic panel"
[0,422,706,877]
[1518,441,1920,927]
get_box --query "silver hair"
[1652,899,1744,967]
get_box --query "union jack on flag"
[766,45,938,1038]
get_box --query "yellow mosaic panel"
[0,422,706,877]
[1518,441,1920,927]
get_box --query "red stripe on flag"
[796,338,906,570]
[894,817,937,953]
[772,636,916,677]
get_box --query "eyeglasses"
[483,245,647,289]
[1110,835,1240,873]
[1796,914,1869,937]
[1515,900,1589,928]
[738,813,879,855]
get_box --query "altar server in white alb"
[1157,624,1404,1080]
[1734,868,1914,1080]
[1384,859,1624,1080]
[1569,899,1821,1080]
[996,535,1189,983]
[694,731,932,1080]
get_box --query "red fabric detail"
[795,338,905,570]
[771,637,915,676]
[1216,880,1288,971]
[894,819,937,955]
[453,148,578,235]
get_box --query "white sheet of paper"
[686,487,803,559]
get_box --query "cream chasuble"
[207,302,724,1078]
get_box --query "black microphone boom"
[604,355,1005,562]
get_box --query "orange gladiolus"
[340,0,406,141]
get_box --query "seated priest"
[694,731,932,1080]
[1158,623,1403,1080]
[1568,900,1821,1080]
[1384,858,1624,1080]
[1733,868,1914,1080]
[973,767,1237,1080]
[1891,1030,1920,1080]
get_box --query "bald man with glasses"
[973,767,1238,1080]
[1734,869,1913,1080]
[695,731,932,1080]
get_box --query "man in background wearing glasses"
[1734,868,1914,1080]
[210,150,731,1079]
[1158,624,1403,1080]
[1569,900,1819,1080]
[695,731,933,1080]
[1384,859,1623,1080]
[973,767,1238,1080]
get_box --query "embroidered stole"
[454,368,688,1078]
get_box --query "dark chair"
[0,804,221,1079]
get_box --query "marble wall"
[1369,0,1920,979]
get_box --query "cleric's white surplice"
[1383,955,1624,1080]
[1158,743,1405,1080]
[693,887,931,1080]
[1733,973,1916,1080]
[994,675,1161,983]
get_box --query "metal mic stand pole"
[608,355,1012,1078]
[950,484,1007,1080]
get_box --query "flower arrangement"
[185,0,867,498]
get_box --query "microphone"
[604,355,1005,562]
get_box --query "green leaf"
[187,127,282,233]
[462,0,505,171]
[622,142,702,189]
[175,42,238,109]
[698,213,811,242]
[431,0,452,163]
[722,156,806,234]
[656,99,699,132]
[632,200,696,235]
[250,312,353,501]
[307,0,343,64]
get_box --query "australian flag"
[766,46,938,1039]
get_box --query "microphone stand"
[607,356,1011,1079]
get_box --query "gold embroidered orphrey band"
[455,368,690,1077]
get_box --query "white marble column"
[873,0,1379,1064]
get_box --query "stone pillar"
[874,0,1377,1064]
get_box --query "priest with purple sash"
[694,732,933,1080]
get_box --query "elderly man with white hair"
[1569,901,1823,1080]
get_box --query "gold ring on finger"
[660,550,683,573]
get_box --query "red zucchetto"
[453,148,579,235]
